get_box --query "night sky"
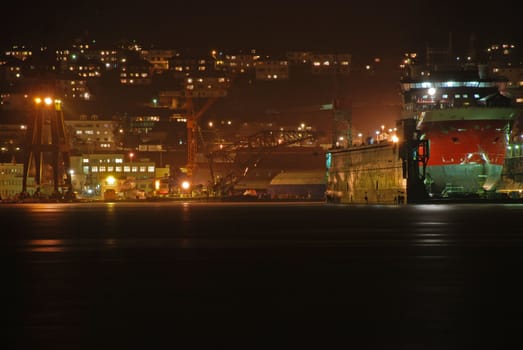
[2,0,522,59]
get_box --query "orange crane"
[184,93,219,178]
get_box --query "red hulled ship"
[401,65,522,197]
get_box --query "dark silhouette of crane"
[207,129,317,196]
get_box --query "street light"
[106,175,116,186]
[181,180,191,197]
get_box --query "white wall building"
[0,163,35,200]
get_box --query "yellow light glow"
[34,97,42,104]
[106,176,116,186]
[392,135,399,143]
[181,181,190,190]
[44,97,53,105]
[155,180,160,190]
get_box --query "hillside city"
[1,35,522,201]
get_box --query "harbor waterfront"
[3,201,523,349]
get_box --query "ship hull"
[424,162,503,196]
[418,108,517,197]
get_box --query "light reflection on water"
[413,235,452,246]
[23,238,122,253]
[104,238,117,248]
[27,239,67,252]
[24,203,68,213]
[5,201,523,253]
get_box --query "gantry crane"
[21,94,73,199]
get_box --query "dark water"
[3,201,523,349]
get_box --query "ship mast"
[331,53,352,148]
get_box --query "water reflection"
[5,202,523,350]
[104,238,117,248]
[25,203,66,213]
[26,239,66,252]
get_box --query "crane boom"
[185,95,219,178]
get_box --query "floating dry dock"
[326,118,429,204]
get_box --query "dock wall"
[326,142,406,204]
